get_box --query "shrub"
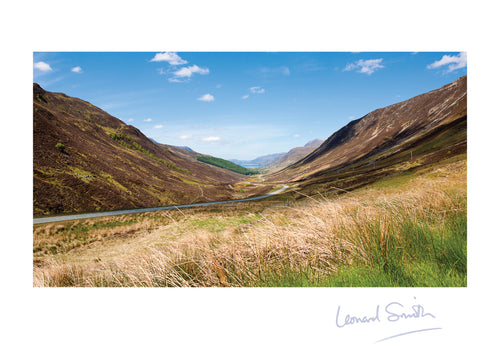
[55,142,65,152]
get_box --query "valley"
[33,75,467,287]
[33,157,466,287]
[33,84,267,216]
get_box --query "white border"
[2,1,498,358]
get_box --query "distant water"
[240,163,261,168]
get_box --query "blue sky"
[33,52,466,160]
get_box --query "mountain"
[175,146,194,152]
[229,153,285,167]
[268,76,467,193]
[230,139,324,170]
[304,139,324,148]
[262,139,325,172]
[33,75,467,215]
[250,153,285,167]
[33,84,245,216]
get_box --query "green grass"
[196,155,259,175]
[253,204,466,287]
[180,178,202,186]
[185,215,262,233]
[34,204,467,287]
[66,219,138,233]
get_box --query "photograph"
[32,51,467,288]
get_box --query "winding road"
[33,185,289,225]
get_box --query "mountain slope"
[262,139,324,172]
[33,84,245,216]
[268,76,467,192]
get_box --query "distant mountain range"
[263,139,325,171]
[33,84,245,215]
[229,154,283,167]
[230,138,324,170]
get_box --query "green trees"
[196,155,258,175]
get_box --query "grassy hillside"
[282,115,466,201]
[196,155,259,175]
[269,76,466,184]
[33,83,245,216]
[33,156,466,287]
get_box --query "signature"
[335,297,441,343]
[385,301,435,322]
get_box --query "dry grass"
[33,159,466,287]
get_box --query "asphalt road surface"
[33,185,289,225]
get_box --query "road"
[33,185,289,225]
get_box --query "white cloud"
[150,52,188,65]
[168,78,185,83]
[344,63,357,71]
[202,136,221,142]
[173,65,209,78]
[150,53,210,82]
[154,125,163,129]
[197,93,214,102]
[427,52,467,73]
[127,118,134,123]
[344,58,384,75]
[144,118,152,122]
[250,86,265,94]
[180,134,192,140]
[71,66,83,73]
[216,84,222,88]
[241,94,249,99]
[34,61,52,72]
[293,134,301,138]
[282,67,291,76]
